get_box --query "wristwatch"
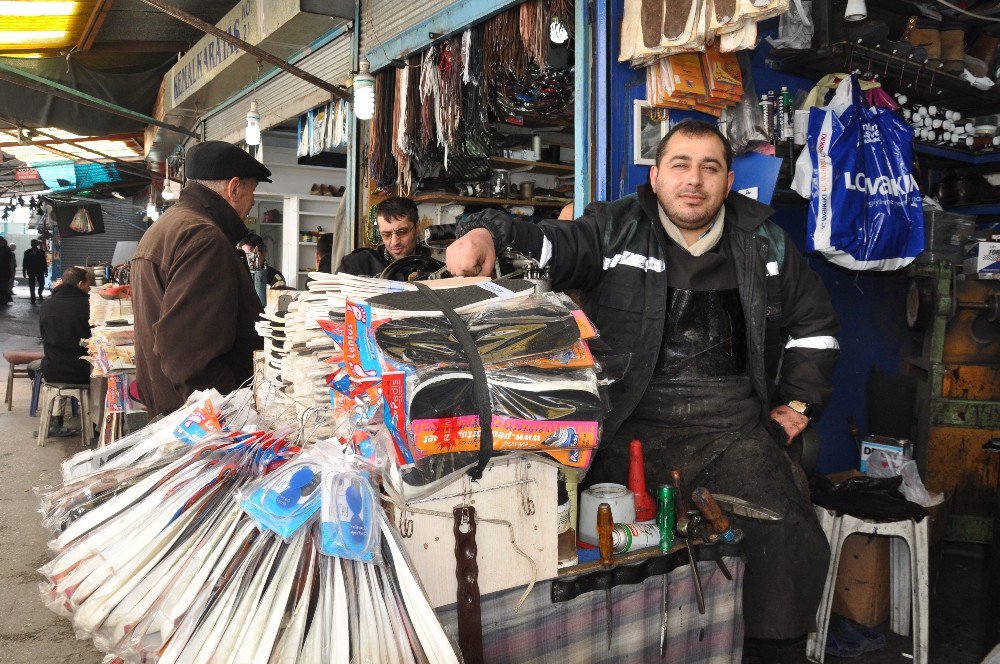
[787,400,812,420]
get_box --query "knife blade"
[710,494,783,521]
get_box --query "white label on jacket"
[766,261,780,276]
[602,251,666,272]
[785,335,839,350]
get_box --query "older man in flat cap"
[132,141,272,415]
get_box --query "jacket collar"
[177,182,248,245]
[378,242,433,263]
[52,283,87,298]
[637,184,775,233]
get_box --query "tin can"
[611,523,660,554]
[657,485,676,552]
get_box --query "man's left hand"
[770,405,809,445]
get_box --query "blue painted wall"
[599,9,913,472]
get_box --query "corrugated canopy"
[0,128,142,165]
[0,1,97,55]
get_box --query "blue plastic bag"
[798,76,925,270]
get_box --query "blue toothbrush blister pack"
[238,450,324,540]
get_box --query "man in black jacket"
[337,196,434,277]
[447,121,839,649]
[38,266,92,436]
[23,239,48,304]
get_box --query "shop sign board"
[170,0,260,108]
[14,168,39,181]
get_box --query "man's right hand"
[446,227,495,277]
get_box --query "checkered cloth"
[435,556,744,663]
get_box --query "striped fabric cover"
[436,557,744,663]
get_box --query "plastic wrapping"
[866,449,935,507]
[319,451,383,564]
[238,449,324,540]
[725,53,768,155]
[764,0,813,51]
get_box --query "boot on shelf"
[904,16,941,68]
[967,31,999,79]
[940,21,967,75]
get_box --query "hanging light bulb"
[161,176,178,201]
[245,99,261,147]
[550,16,569,44]
[146,202,159,221]
[844,0,867,21]
[352,58,376,121]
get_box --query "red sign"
[14,168,39,181]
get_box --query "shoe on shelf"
[310,183,322,195]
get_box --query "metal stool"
[806,507,930,664]
[3,349,44,410]
[36,382,93,447]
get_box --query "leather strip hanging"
[520,0,549,70]
[411,282,494,480]
[369,68,398,189]
[454,506,484,664]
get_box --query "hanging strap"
[412,282,494,479]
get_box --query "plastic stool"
[806,507,929,664]
[3,349,44,410]
[37,382,93,448]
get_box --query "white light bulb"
[245,100,261,147]
[353,59,376,121]
[161,181,177,201]
[550,17,569,44]
[146,203,159,221]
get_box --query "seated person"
[316,233,333,274]
[238,233,286,287]
[36,267,92,437]
[337,196,434,277]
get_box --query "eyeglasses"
[379,227,415,241]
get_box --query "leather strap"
[412,281,494,479]
[454,506,484,664]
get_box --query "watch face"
[788,400,808,415]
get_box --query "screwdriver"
[597,502,614,650]
[692,487,736,542]
[669,469,705,615]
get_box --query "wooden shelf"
[770,42,1000,114]
[489,156,573,175]
[411,193,568,207]
[298,211,332,217]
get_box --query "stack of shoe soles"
[367,282,604,491]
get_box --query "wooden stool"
[3,349,44,410]
[37,382,93,447]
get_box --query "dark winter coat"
[456,185,840,443]
[131,182,263,415]
[336,243,435,278]
[39,284,91,384]
[23,247,47,277]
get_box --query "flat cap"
[185,140,272,183]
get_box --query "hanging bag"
[797,76,924,271]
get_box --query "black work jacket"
[336,243,434,278]
[457,186,840,443]
[39,284,91,384]
[23,248,47,277]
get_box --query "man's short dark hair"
[316,233,333,256]
[62,267,89,287]
[374,196,418,226]
[31,239,39,249]
[655,119,733,171]
[242,233,266,252]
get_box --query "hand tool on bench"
[597,502,615,650]
[669,469,705,615]
[692,487,739,580]
[710,493,783,522]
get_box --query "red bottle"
[628,439,656,522]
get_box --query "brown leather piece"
[662,0,695,42]
[454,506,484,664]
[713,0,738,23]
[641,0,665,48]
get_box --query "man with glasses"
[337,196,434,277]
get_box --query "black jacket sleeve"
[775,241,840,411]
[456,204,608,292]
